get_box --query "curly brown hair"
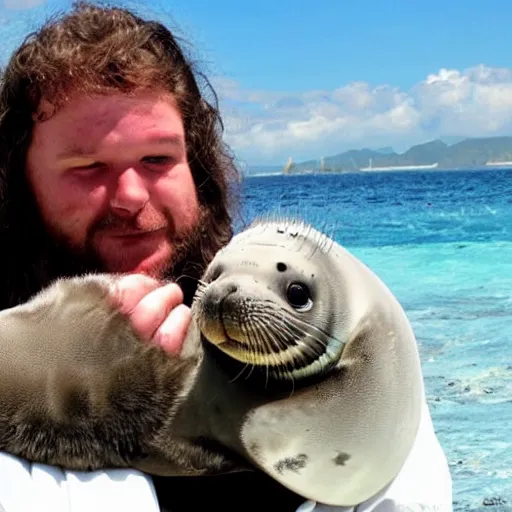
[0,1,241,309]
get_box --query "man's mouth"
[107,227,167,238]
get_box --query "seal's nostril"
[227,283,238,294]
[277,262,287,272]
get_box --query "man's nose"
[109,168,149,216]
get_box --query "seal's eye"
[286,282,312,311]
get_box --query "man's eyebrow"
[57,135,185,160]
[150,135,185,148]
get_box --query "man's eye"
[71,162,105,172]
[142,155,173,165]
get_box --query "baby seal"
[0,219,424,506]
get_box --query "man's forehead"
[30,91,187,158]
[35,90,181,124]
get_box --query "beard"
[89,204,203,277]
[38,204,210,307]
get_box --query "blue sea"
[240,169,512,512]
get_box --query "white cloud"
[3,0,45,9]
[215,65,512,165]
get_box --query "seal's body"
[0,219,424,506]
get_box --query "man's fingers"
[110,274,190,354]
[153,304,192,355]
[128,283,184,341]
[113,274,162,314]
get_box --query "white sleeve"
[0,452,160,512]
[296,401,453,512]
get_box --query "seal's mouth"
[218,334,328,371]
[205,328,341,382]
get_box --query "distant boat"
[283,157,294,175]
[360,158,439,172]
[485,160,512,167]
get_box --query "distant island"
[245,136,512,176]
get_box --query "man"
[0,1,237,312]
[0,2,452,511]
[0,2,311,510]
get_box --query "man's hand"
[112,274,192,355]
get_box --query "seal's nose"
[224,282,238,295]
[202,280,238,314]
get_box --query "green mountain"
[373,146,395,154]
[289,136,512,173]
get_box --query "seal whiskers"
[227,301,344,381]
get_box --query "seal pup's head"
[191,218,349,383]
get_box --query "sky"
[2,0,512,167]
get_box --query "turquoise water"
[240,170,512,511]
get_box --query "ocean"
[239,169,512,512]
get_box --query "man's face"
[26,90,201,279]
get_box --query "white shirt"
[0,401,452,512]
